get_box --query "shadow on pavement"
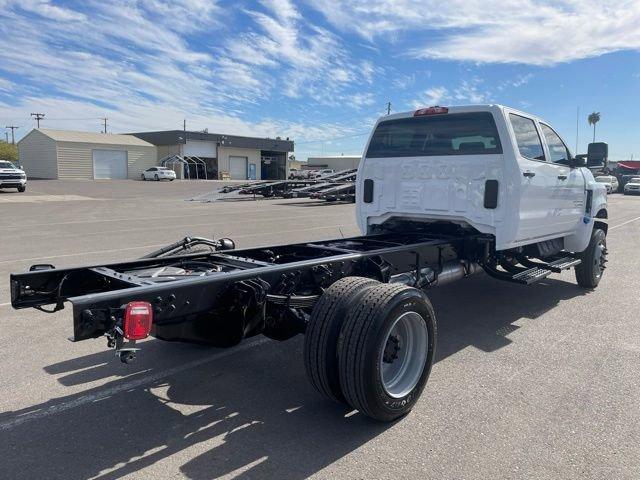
[0,274,589,479]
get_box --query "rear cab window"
[365,112,502,158]
[509,113,545,161]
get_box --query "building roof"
[33,129,155,146]
[130,130,294,152]
[618,161,640,170]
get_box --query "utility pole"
[4,132,8,143]
[31,113,45,128]
[183,119,187,143]
[101,117,108,134]
[575,106,579,154]
[5,125,18,144]
[386,101,392,115]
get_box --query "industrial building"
[18,128,295,181]
[18,129,157,180]
[131,130,294,180]
[307,155,361,171]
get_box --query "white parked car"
[595,175,619,194]
[0,160,27,192]
[623,176,640,195]
[141,166,176,181]
[310,169,335,179]
[288,168,310,179]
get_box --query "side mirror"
[587,142,608,169]
[570,155,588,168]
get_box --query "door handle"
[557,174,568,180]
[523,171,536,178]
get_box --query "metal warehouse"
[18,129,157,180]
[131,130,294,180]
[307,155,361,171]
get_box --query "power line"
[31,113,45,128]
[5,125,19,144]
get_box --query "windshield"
[0,161,16,169]
[366,112,502,158]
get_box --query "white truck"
[10,105,608,422]
[0,160,27,192]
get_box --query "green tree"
[0,141,18,162]
[588,112,601,142]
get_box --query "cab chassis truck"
[10,105,608,422]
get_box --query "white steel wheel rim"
[379,311,428,399]
[594,239,606,279]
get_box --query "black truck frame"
[10,225,586,421]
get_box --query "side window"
[149,167,156,171]
[540,124,570,164]
[509,114,545,161]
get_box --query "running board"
[482,256,582,285]
[547,257,582,273]
[511,267,552,285]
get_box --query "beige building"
[307,155,361,171]
[18,129,157,179]
[132,130,294,180]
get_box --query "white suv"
[0,160,27,192]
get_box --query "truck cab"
[356,105,607,254]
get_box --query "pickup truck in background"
[9,104,608,422]
[0,160,27,192]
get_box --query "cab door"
[539,123,585,233]
[508,112,563,241]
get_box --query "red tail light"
[124,301,153,340]
[414,106,449,116]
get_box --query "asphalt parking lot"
[1,180,639,480]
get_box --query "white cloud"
[309,0,640,65]
[412,79,490,108]
[0,0,370,145]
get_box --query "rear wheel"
[338,283,436,422]
[575,228,607,288]
[304,277,379,403]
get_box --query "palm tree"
[588,112,601,142]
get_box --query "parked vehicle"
[10,105,608,422]
[0,160,27,192]
[141,166,176,181]
[619,174,640,193]
[288,168,310,179]
[309,168,335,179]
[595,175,619,193]
[623,177,640,195]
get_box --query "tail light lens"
[124,301,153,340]
[414,106,449,116]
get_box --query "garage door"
[229,156,248,180]
[92,150,127,179]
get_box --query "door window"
[540,123,570,164]
[509,114,545,161]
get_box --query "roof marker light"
[414,106,449,116]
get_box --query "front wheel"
[154,174,159,181]
[575,228,607,288]
[17,185,26,192]
[338,283,437,422]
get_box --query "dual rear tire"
[304,277,437,422]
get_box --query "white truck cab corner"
[356,104,606,254]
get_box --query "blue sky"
[0,0,639,160]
